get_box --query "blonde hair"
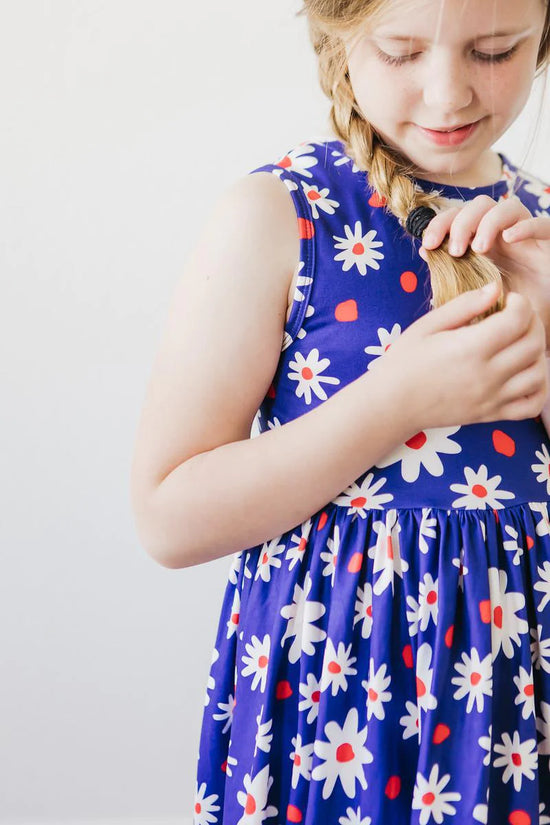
[297,0,550,320]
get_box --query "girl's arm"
[130,173,416,569]
[541,355,550,436]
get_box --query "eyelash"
[375,44,519,66]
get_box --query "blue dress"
[192,138,550,825]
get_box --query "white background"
[1,1,550,823]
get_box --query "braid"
[309,18,506,320]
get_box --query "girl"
[130,0,550,822]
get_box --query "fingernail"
[449,241,461,255]
[471,238,486,253]
[480,282,496,294]
[423,232,436,247]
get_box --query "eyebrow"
[374,27,534,41]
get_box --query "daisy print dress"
[193,138,550,825]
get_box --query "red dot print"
[317,512,328,530]
[405,431,427,450]
[336,742,355,762]
[400,270,418,293]
[422,792,435,805]
[402,645,414,668]
[387,536,394,560]
[351,496,367,508]
[512,752,522,766]
[231,612,240,625]
[267,383,276,399]
[245,793,257,815]
[366,604,373,617]
[526,535,534,550]
[348,552,363,573]
[298,217,315,240]
[258,655,269,669]
[416,676,427,697]
[433,724,450,744]
[479,600,492,623]
[307,190,321,202]
[311,690,320,703]
[353,242,365,255]
[509,811,531,825]
[294,754,301,766]
[472,484,488,498]
[470,672,481,685]
[493,508,500,524]
[287,804,303,823]
[493,429,516,457]
[493,605,503,629]
[524,683,534,696]
[385,775,401,799]
[276,681,293,699]
[301,367,313,380]
[278,155,292,169]
[328,660,342,674]
[445,625,454,647]
[221,759,228,772]
[427,590,437,605]
[195,803,202,814]
[369,192,387,207]
[262,552,269,564]
[335,299,358,322]
[369,687,378,701]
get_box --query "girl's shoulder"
[502,156,550,214]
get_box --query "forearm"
[541,354,550,436]
[142,368,415,569]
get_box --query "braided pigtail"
[303,6,507,321]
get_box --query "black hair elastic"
[405,206,437,240]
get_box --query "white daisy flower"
[412,763,461,824]
[532,443,550,493]
[362,659,392,721]
[286,519,313,571]
[226,587,240,639]
[288,347,340,404]
[400,699,420,741]
[312,707,373,799]
[529,501,550,536]
[478,724,492,766]
[255,537,285,582]
[280,571,327,664]
[523,176,550,209]
[204,647,220,706]
[513,665,535,720]
[332,472,394,516]
[225,753,238,778]
[376,426,461,483]
[533,561,550,612]
[321,525,340,586]
[503,524,523,565]
[236,764,278,824]
[275,143,319,178]
[228,552,242,585]
[450,464,515,509]
[338,806,372,825]
[353,582,374,639]
[541,801,550,825]
[298,672,322,724]
[241,634,270,693]
[368,510,409,596]
[486,567,528,660]
[212,692,236,735]
[331,148,361,173]
[300,180,340,218]
[194,780,221,825]
[493,730,537,792]
[320,639,358,696]
[451,647,492,713]
[333,220,385,275]
[472,788,489,823]
[419,508,437,554]
[531,623,550,673]
[290,733,314,788]
[365,323,402,369]
[253,708,273,755]
[416,643,438,732]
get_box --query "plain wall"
[1,1,550,822]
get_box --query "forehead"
[366,0,544,39]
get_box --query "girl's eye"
[375,43,519,67]
[472,45,519,63]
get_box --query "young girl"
[130,0,550,821]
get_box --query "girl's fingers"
[422,195,498,255]
[420,206,462,249]
[502,215,550,243]
[470,196,533,253]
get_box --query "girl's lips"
[416,120,480,146]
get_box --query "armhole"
[247,164,316,347]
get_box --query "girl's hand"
[419,194,550,351]
[372,284,548,429]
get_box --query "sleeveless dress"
[192,138,550,825]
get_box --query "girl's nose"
[422,51,474,113]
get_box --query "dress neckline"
[409,152,516,201]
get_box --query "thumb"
[421,282,501,333]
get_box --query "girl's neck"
[412,150,503,189]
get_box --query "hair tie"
[405,206,437,240]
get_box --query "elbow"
[130,480,192,570]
